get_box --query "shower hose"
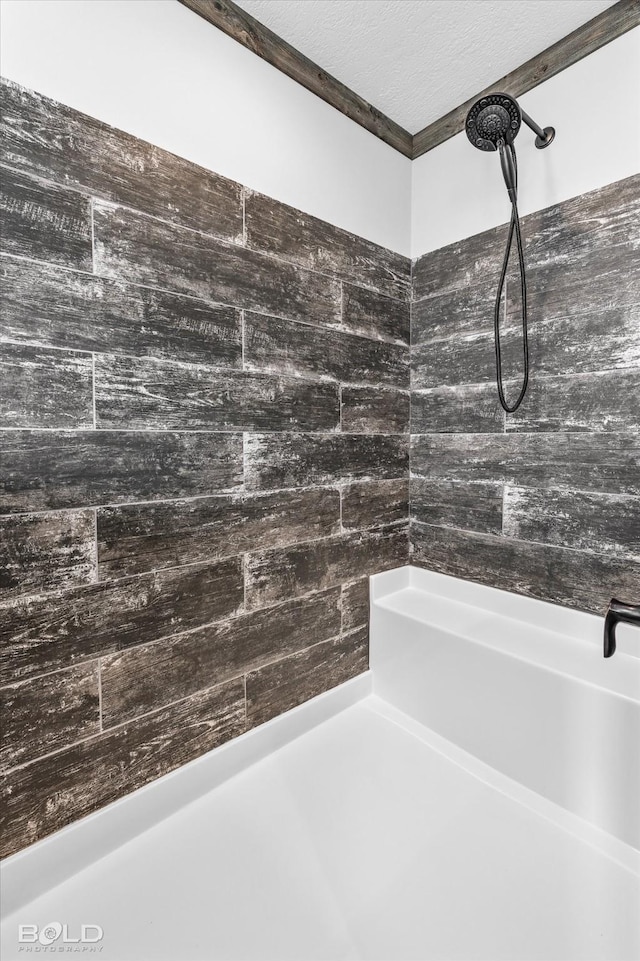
[494,142,529,413]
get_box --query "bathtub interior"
[1,565,639,961]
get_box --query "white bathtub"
[1,565,639,961]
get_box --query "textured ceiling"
[235,0,617,133]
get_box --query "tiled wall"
[410,174,640,614]
[0,79,410,858]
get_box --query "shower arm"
[520,108,555,149]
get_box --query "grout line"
[90,199,96,274]
[91,353,97,429]
[241,187,247,246]
[97,659,103,732]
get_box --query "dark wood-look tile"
[411,282,494,345]
[341,578,369,633]
[342,283,410,344]
[412,174,640,302]
[509,241,640,325]
[526,306,640,377]
[503,487,640,559]
[410,433,640,496]
[507,369,640,433]
[0,344,94,429]
[0,430,243,514]
[0,79,243,241]
[98,488,341,578]
[244,311,409,389]
[101,589,341,727]
[244,433,408,491]
[246,627,368,729]
[0,558,244,686]
[93,202,341,329]
[0,664,99,772]
[341,386,410,433]
[411,520,640,617]
[0,167,92,270]
[245,190,410,299]
[411,385,504,433]
[411,479,503,535]
[94,354,339,432]
[412,330,520,390]
[0,678,245,858]
[245,526,408,610]
[342,479,409,531]
[0,510,96,599]
[414,303,640,385]
[0,257,243,367]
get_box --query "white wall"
[0,0,412,256]
[411,27,640,258]
[1,1,638,260]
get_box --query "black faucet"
[604,598,640,657]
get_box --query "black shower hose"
[494,143,529,413]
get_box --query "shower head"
[466,93,521,151]
[466,92,555,151]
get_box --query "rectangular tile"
[0,510,95,599]
[0,430,243,513]
[342,479,409,531]
[410,433,640,496]
[244,311,409,388]
[0,344,93,429]
[246,627,368,729]
[94,354,339,432]
[412,330,520,390]
[341,578,369,633]
[414,304,640,381]
[100,589,341,727]
[245,527,408,610]
[411,385,504,433]
[245,433,408,491]
[508,242,640,324]
[342,283,410,344]
[411,520,640,617]
[245,190,410,299]
[0,557,244,686]
[0,257,243,367]
[411,479,503,534]
[507,369,640,432]
[93,202,341,329]
[97,488,341,578]
[341,386,410,433]
[411,282,493,345]
[503,486,640,559]
[0,664,99,772]
[0,79,243,241]
[0,167,93,270]
[412,175,640,302]
[0,678,245,858]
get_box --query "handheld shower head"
[464,93,555,415]
[466,93,521,151]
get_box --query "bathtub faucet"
[604,598,640,658]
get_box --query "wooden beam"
[177,0,414,158]
[412,0,640,159]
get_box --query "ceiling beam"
[177,0,414,158]
[413,0,640,158]
[178,0,639,162]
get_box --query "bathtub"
[1,565,639,961]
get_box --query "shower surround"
[410,174,640,614]
[1,78,638,861]
[0,79,409,858]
